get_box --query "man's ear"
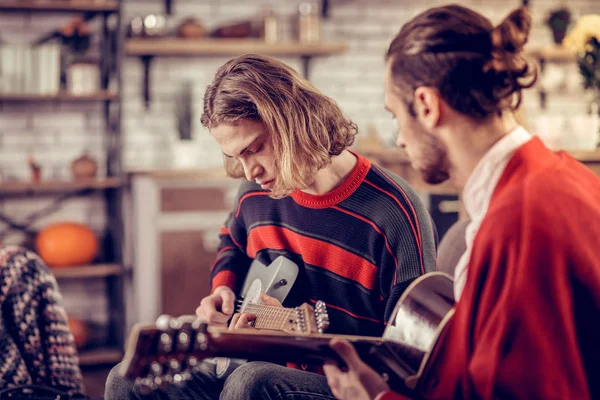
[413,87,441,129]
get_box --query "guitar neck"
[200,327,424,394]
[242,303,295,331]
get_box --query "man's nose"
[242,160,262,181]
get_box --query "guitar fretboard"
[242,304,295,331]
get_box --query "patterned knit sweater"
[0,246,84,395]
[211,153,438,337]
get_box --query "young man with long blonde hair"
[106,54,438,399]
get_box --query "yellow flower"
[563,14,600,53]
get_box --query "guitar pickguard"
[211,256,300,379]
[239,256,299,306]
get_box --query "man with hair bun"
[324,5,600,400]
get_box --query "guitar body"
[239,256,299,309]
[382,272,455,388]
[205,256,299,379]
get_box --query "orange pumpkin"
[36,222,98,267]
[67,317,90,349]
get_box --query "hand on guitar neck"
[229,293,283,330]
[195,286,236,327]
[195,286,285,331]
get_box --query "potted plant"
[563,14,600,148]
[545,7,571,45]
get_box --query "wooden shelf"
[0,0,119,12]
[126,166,227,180]
[126,38,348,57]
[52,264,122,279]
[361,146,600,196]
[79,347,122,366]
[0,177,122,194]
[0,91,119,102]
[564,149,600,162]
[525,46,576,62]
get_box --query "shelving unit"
[0,178,122,194]
[52,264,122,279]
[0,91,119,102]
[524,45,578,110]
[125,37,348,105]
[79,347,123,366]
[361,146,600,196]
[0,0,126,377]
[126,38,348,57]
[525,45,576,63]
[0,1,119,13]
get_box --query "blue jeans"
[105,361,336,400]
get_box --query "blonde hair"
[201,54,357,198]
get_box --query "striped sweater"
[211,153,437,337]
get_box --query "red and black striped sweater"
[211,153,437,337]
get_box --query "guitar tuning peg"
[156,314,174,330]
[177,331,190,351]
[150,361,162,376]
[160,332,173,352]
[195,332,208,350]
[135,377,157,395]
[161,373,173,388]
[317,319,330,333]
[180,370,192,382]
[169,318,182,330]
[169,358,181,373]
[172,373,184,386]
[176,315,197,324]
[153,375,164,389]
[187,356,199,369]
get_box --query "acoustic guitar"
[120,272,455,396]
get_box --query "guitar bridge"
[295,308,307,333]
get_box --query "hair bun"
[491,7,532,55]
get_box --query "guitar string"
[244,305,293,330]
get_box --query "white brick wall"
[1,0,598,180]
[118,0,600,166]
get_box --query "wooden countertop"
[126,167,228,180]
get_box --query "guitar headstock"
[120,301,330,391]
[292,300,330,335]
[120,315,211,394]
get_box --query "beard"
[422,164,450,184]
[416,127,451,185]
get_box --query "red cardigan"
[380,138,600,399]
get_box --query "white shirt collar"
[453,126,532,301]
[462,126,533,221]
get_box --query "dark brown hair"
[386,5,537,118]
[201,54,357,198]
